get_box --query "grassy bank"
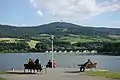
[0,38,39,48]
[0,71,6,74]
[0,78,6,80]
[0,71,7,80]
[85,71,120,79]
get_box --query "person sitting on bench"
[28,58,34,65]
[34,58,40,65]
[46,60,52,68]
[79,59,93,72]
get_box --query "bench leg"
[45,68,47,74]
[39,68,47,74]
[30,69,32,73]
[33,69,35,73]
[28,69,30,72]
[90,68,92,71]
[24,69,25,73]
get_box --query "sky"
[0,0,120,28]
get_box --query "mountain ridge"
[0,22,120,38]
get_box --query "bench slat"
[86,63,97,69]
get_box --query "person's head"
[36,58,39,60]
[53,60,56,62]
[29,58,32,61]
[87,59,91,62]
[49,60,51,62]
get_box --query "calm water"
[0,53,120,72]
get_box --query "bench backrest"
[86,63,97,68]
[24,64,42,69]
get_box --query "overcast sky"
[0,0,120,28]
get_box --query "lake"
[0,53,120,72]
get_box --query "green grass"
[85,71,120,79]
[60,37,94,43]
[1,36,120,48]
[27,40,39,48]
[59,36,109,44]
[0,71,7,74]
[0,38,39,48]
[0,78,6,80]
[0,38,23,42]
[0,71,7,80]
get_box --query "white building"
[64,50,67,53]
[45,51,48,53]
[76,50,79,53]
[70,50,73,53]
[58,51,62,53]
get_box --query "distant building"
[70,51,73,53]
[54,51,57,53]
[76,50,79,53]
[58,51,62,53]
[45,51,48,53]
[64,51,67,53]
[91,50,98,53]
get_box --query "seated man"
[79,59,93,72]
[46,60,52,68]
[34,58,40,65]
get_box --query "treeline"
[0,42,30,53]
[32,42,120,56]
[0,41,120,56]
[98,42,120,55]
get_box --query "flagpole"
[51,35,54,68]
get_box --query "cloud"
[37,10,43,16]
[30,0,37,8]
[30,0,120,19]
[98,0,120,13]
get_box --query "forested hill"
[0,22,120,38]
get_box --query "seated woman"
[28,58,34,65]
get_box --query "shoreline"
[1,68,120,80]
[0,52,120,56]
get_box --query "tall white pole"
[51,35,54,68]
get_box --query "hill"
[0,22,120,38]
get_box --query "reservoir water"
[0,53,120,72]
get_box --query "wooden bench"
[78,63,97,71]
[86,63,97,70]
[24,64,47,74]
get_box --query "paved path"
[0,68,115,80]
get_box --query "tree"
[35,43,50,52]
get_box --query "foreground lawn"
[0,71,7,80]
[0,71,6,74]
[0,78,6,80]
[86,71,120,79]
